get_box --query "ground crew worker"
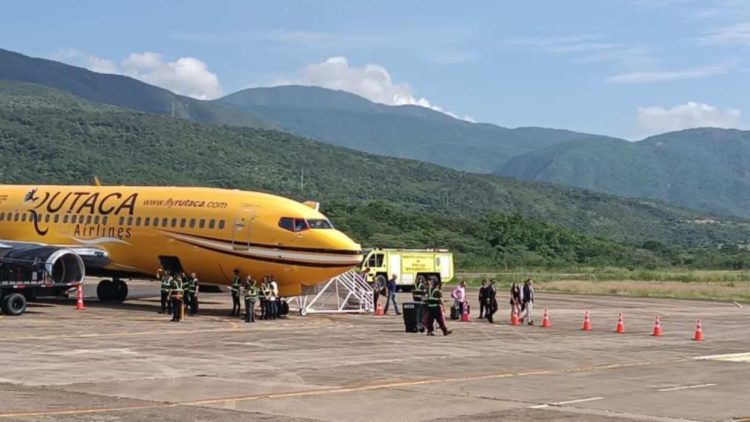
[243,276,258,323]
[159,270,172,314]
[183,272,195,316]
[413,276,427,302]
[259,276,269,319]
[229,269,241,317]
[169,273,184,322]
[190,272,199,315]
[426,279,452,336]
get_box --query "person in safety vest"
[425,278,452,336]
[412,276,427,302]
[158,269,173,314]
[243,276,259,323]
[229,269,241,317]
[182,272,198,316]
[169,273,184,322]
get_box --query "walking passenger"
[485,279,497,323]
[382,274,401,315]
[451,280,466,317]
[229,269,241,317]
[425,279,452,336]
[510,283,522,321]
[243,276,258,323]
[522,278,535,325]
[478,280,488,319]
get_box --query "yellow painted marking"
[0,403,177,419]
[694,352,750,363]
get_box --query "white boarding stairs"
[294,269,373,315]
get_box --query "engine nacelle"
[2,245,86,285]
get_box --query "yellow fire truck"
[359,248,454,290]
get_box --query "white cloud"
[50,49,223,100]
[505,34,653,68]
[636,102,742,134]
[699,21,750,45]
[275,56,474,121]
[606,61,738,84]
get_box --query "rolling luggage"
[402,302,425,333]
[450,304,460,320]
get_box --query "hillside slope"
[0,48,269,128]
[217,85,617,172]
[1,80,747,249]
[499,128,750,218]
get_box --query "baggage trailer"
[0,257,81,316]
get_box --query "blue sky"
[1,0,749,138]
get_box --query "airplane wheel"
[113,280,128,302]
[1,293,27,316]
[97,279,113,301]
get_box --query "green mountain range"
[499,128,750,218]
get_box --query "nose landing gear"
[96,278,128,301]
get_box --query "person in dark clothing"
[485,279,498,323]
[425,279,452,336]
[229,269,241,317]
[478,279,488,319]
[372,274,383,311]
[383,274,401,315]
[169,273,184,322]
[522,278,535,325]
[243,276,258,323]
[158,269,172,314]
[510,283,522,322]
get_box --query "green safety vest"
[426,288,441,308]
[170,279,184,297]
[231,275,241,294]
[161,276,172,292]
[413,282,426,299]
[244,284,258,300]
[184,277,195,294]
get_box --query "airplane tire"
[97,279,114,301]
[113,280,128,302]
[1,293,27,316]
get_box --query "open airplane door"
[232,207,256,251]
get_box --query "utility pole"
[300,168,305,191]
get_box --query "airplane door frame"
[232,207,256,251]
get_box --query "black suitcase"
[402,302,425,333]
[450,305,460,320]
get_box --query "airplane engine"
[1,245,86,285]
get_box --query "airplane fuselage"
[0,185,362,297]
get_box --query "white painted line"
[528,404,549,409]
[658,383,717,392]
[550,396,604,406]
[694,352,750,363]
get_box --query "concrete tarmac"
[1,280,749,421]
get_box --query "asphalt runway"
[1,279,749,421]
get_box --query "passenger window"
[135,217,142,226]
[63,215,69,224]
[54,214,60,223]
[208,219,215,229]
[119,216,124,226]
[294,219,309,232]
[153,217,159,227]
[6,213,11,221]
[45,214,51,223]
[189,219,195,228]
[86,215,93,224]
[180,218,186,228]
[162,218,168,227]
[102,216,107,225]
[71,215,77,224]
[127,217,133,226]
[218,220,225,230]
[94,216,100,225]
[0,213,5,221]
[199,219,205,229]
[171,218,177,227]
[144,217,150,227]
[21,213,27,222]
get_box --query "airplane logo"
[24,188,39,203]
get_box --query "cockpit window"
[307,219,333,229]
[278,217,310,232]
[279,217,294,231]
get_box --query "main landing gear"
[97,278,128,301]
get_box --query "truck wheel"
[1,293,27,316]
[375,274,387,286]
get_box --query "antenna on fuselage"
[93,177,102,187]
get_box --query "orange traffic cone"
[461,303,470,322]
[651,316,662,336]
[693,319,704,341]
[581,310,592,331]
[615,313,625,334]
[75,284,86,310]
[374,302,384,317]
[541,309,551,328]
[510,308,520,326]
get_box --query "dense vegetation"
[499,128,750,218]
[2,80,750,269]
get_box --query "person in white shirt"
[268,276,279,320]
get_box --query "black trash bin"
[402,302,425,333]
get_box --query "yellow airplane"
[0,185,362,300]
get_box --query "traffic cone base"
[581,311,592,331]
[693,319,704,341]
[461,304,470,322]
[615,313,625,334]
[75,284,86,310]
[511,309,520,326]
[541,309,551,328]
[374,303,384,317]
[651,316,662,337]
